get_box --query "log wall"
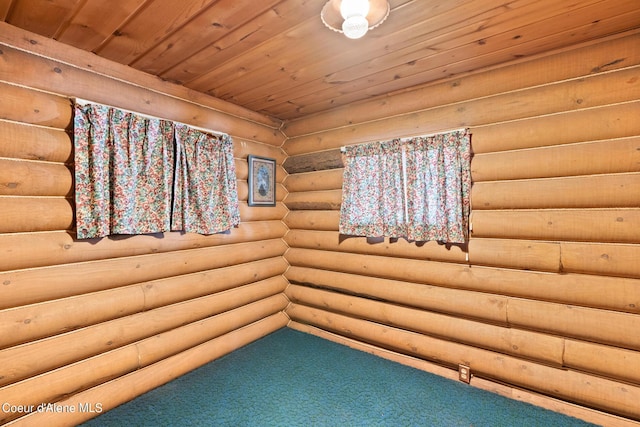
[281,30,640,424]
[0,26,289,426]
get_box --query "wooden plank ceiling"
[1,0,639,121]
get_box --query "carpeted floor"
[81,328,596,426]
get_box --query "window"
[339,129,471,244]
[74,102,240,239]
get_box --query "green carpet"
[81,328,596,426]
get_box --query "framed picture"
[248,155,276,206]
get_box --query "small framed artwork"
[248,155,276,206]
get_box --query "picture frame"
[247,155,276,206]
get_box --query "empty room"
[0,0,639,425]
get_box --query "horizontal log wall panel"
[283,210,339,231]
[289,301,640,387]
[0,44,283,145]
[467,238,560,272]
[0,120,72,162]
[286,100,640,157]
[0,347,140,424]
[282,32,640,137]
[0,239,288,309]
[471,136,640,182]
[239,202,288,221]
[0,307,283,425]
[0,159,72,196]
[142,258,288,309]
[0,197,73,233]
[471,209,640,244]
[0,278,287,387]
[561,242,640,279]
[284,229,467,264]
[0,221,288,272]
[0,82,72,129]
[507,299,640,351]
[286,266,640,351]
[564,340,640,385]
[286,286,564,366]
[0,257,287,351]
[283,168,344,193]
[234,140,287,165]
[285,267,509,324]
[287,285,640,384]
[284,189,342,211]
[471,173,640,210]
[285,253,640,314]
[471,101,640,154]
[286,305,640,421]
[3,312,288,426]
[0,285,144,351]
[284,100,639,161]
[2,302,287,420]
[283,149,343,174]
[0,346,138,423]
[135,295,288,368]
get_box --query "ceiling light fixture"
[321,0,390,39]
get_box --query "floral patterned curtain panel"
[74,104,175,239]
[339,139,407,237]
[74,103,240,239]
[172,124,240,234]
[339,129,471,244]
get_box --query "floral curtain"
[74,103,240,239]
[339,139,407,237]
[74,104,175,239]
[403,130,471,242]
[339,129,471,243]
[172,124,240,234]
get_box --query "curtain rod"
[74,98,229,138]
[340,127,468,152]
[398,127,467,142]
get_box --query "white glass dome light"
[340,0,370,19]
[342,15,369,39]
[320,0,390,40]
[340,0,370,39]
